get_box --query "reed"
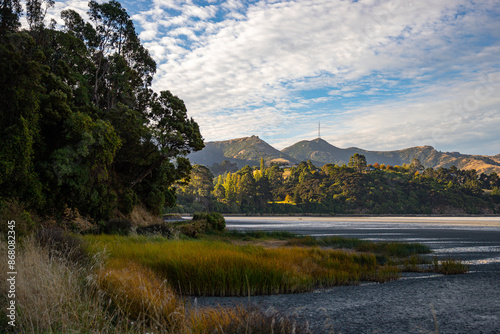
[0,237,311,333]
[433,258,469,275]
[85,235,400,296]
[286,235,431,257]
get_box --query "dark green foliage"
[102,218,132,235]
[178,156,497,214]
[193,212,226,231]
[136,223,175,237]
[0,0,22,32]
[0,2,203,224]
[0,199,37,240]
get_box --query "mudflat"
[195,217,500,333]
[224,215,500,226]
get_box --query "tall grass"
[433,258,469,275]
[0,238,125,333]
[85,235,400,296]
[0,237,311,333]
[286,236,431,257]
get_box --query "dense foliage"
[175,159,500,214]
[0,0,203,222]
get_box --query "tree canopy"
[174,154,500,215]
[0,0,203,221]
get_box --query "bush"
[36,228,88,264]
[192,212,226,231]
[136,223,176,238]
[102,219,132,235]
[0,200,36,240]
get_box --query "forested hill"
[189,136,500,174]
[187,135,298,168]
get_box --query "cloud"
[44,0,500,155]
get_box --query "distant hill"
[188,136,500,174]
[187,135,298,168]
[282,138,500,174]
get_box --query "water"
[225,216,500,267]
[194,216,500,333]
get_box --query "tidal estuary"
[195,216,500,333]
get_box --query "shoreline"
[222,215,500,227]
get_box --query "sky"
[46,0,500,155]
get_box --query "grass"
[0,230,468,333]
[85,235,401,296]
[286,235,432,257]
[433,258,469,275]
[0,237,312,334]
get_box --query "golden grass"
[128,205,163,227]
[85,235,401,296]
[97,258,187,331]
[0,238,123,333]
[1,237,312,333]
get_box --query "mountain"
[187,135,298,168]
[188,136,500,174]
[282,138,500,174]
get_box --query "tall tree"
[0,0,22,33]
[348,153,367,173]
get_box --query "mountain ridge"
[188,136,500,174]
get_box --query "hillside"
[188,136,500,174]
[187,135,298,168]
[282,139,500,174]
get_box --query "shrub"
[36,228,88,264]
[136,223,177,238]
[193,212,226,231]
[0,200,36,240]
[102,218,132,235]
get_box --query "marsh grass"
[85,235,400,296]
[286,235,431,257]
[433,258,469,275]
[1,237,312,334]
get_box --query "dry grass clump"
[86,235,401,296]
[0,237,123,333]
[190,305,308,334]
[97,258,187,331]
[128,205,163,227]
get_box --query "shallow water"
[195,216,500,333]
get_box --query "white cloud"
[44,0,500,155]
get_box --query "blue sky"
[48,0,500,155]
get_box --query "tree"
[0,0,22,33]
[26,0,54,31]
[0,1,204,221]
[348,153,367,172]
[410,158,424,173]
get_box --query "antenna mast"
[318,121,321,138]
